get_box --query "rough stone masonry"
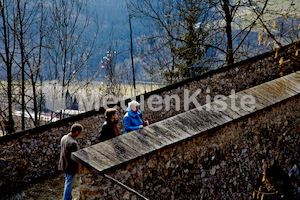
[0,42,299,197]
[74,74,299,199]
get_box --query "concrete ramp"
[72,71,300,174]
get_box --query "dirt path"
[4,173,65,200]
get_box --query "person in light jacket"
[58,123,83,200]
[123,100,147,134]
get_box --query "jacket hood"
[126,108,142,118]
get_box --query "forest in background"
[89,0,300,82]
[0,0,299,134]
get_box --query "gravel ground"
[4,173,65,200]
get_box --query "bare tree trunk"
[16,1,26,130]
[223,0,234,65]
[33,0,46,126]
[129,14,136,96]
[0,1,15,134]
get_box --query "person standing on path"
[58,123,83,200]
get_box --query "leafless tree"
[14,0,45,129]
[44,0,99,111]
[126,0,279,82]
[127,0,213,82]
[0,0,102,133]
[0,0,17,134]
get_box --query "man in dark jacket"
[58,123,83,200]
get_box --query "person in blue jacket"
[123,100,147,134]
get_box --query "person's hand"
[143,121,149,126]
[139,125,144,129]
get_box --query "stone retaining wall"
[0,42,299,196]
[118,43,300,132]
[78,96,300,199]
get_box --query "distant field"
[0,80,163,114]
[233,0,300,33]
[80,81,162,96]
[0,80,163,134]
